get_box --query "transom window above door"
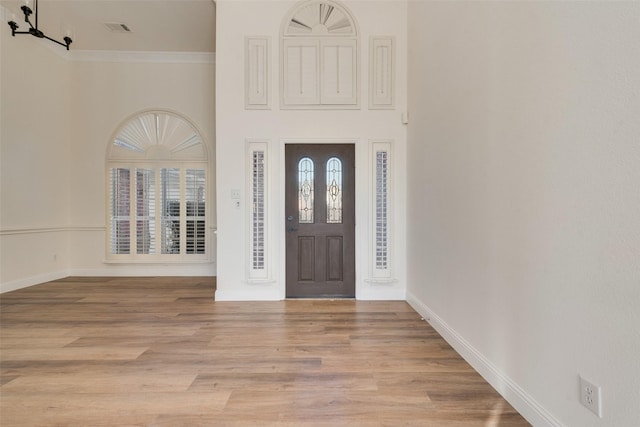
[281,0,359,109]
[284,1,356,36]
[106,111,209,262]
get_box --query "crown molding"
[1,5,215,65]
[66,50,215,64]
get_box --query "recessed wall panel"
[369,37,395,109]
[245,37,270,109]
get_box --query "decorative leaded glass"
[375,151,388,269]
[252,151,265,270]
[136,168,156,254]
[326,157,343,224]
[298,157,314,223]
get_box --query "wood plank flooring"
[0,277,530,426]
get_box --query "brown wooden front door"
[285,144,355,298]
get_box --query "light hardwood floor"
[0,277,530,426]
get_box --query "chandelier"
[7,0,73,50]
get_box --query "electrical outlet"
[579,375,602,417]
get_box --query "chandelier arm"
[20,5,35,30]
[24,17,35,30]
[43,34,71,50]
[9,29,31,36]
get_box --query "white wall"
[68,58,216,277]
[1,8,217,290]
[406,2,640,426]
[1,23,72,291]
[215,0,408,300]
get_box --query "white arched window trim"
[280,0,360,109]
[105,110,210,263]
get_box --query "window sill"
[103,258,212,265]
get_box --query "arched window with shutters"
[281,0,359,108]
[106,110,209,262]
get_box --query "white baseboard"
[68,266,216,277]
[357,285,406,300]
[1,270,69,294]
[1,267,217,294]
[406,291,564,427]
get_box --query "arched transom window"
[106,111,208,261]
[284,1,356,36]
[281,0,359,108]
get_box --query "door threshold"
[285,297,356,300]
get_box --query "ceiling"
[1,0,216,52]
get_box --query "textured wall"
[215,0,408,300]
[1,23,72,289]
[406,2,640,426]
[1,11,217,289]
[68,59,216,276]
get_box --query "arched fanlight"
[284,0,357,37]
[109,111,206,161]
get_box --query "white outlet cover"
[579,375,602,418]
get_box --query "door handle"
[287,227,298,233]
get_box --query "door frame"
[284,143,356,298]
[278,138,364,299]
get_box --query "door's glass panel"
[298,157,314,223]
[109,168,131,254]
[136,168,156,254]
[326,157,342,224]
[161,168,181,254]
[186,169,206,254]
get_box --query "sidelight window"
[370,140,393,280]
[252,151,266,270]
[247,141,270,281]
[375,151,388,269]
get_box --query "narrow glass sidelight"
[252,151,265,270]
[298,157,314,223]
[247,141,269,281]
[326,157,343,223]
[375,151,388,269]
